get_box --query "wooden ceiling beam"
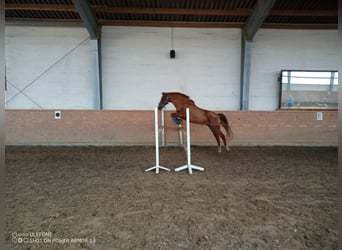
[262,23,337,29]
[5,4,337,17]
[93,7,252,16]
[5,4,76,12]
[98,20,337,29]
[98,20,244,28]
[94,7,337,17]
[269,9,337,17]
[5,18,337,29]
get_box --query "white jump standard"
[145,108,170,174]
[161,107,165,146]
[175,108,205,174]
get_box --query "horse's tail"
[218,113,233,139]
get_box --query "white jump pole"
[145,108,170,174]
[161,108,165,146]
[175,108,204,174]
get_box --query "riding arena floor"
[5,145,337,250]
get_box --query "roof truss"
[71,0,99,39]
[242,0,276,40]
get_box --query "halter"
[163,95,170,105]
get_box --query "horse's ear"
[162,92,165,95]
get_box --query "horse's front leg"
[170,112,185,120]
[170,112,187,152]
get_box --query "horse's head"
[158,92,169,110]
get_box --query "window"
[279,70,338,110]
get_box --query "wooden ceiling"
[5,0,338,29]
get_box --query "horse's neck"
[171,97,194,110]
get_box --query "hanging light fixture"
[170,27,175,59]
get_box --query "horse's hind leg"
[218,127,229,152]
[210,126,229,152]
[208,125,221,152]
[225,131,230,151]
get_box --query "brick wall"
[5,110,337,146]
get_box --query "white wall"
[101,27,241,110]
[5,26,338,111]
[5,26,95,109]
[102,27,338,110]
[250,29,338,110]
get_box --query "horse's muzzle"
[157,103,165,110]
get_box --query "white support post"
[178,123,184,147]
[145,108,170,174]
[175,108,204,174]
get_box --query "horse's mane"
[168,92,189,99]
[167,92,195,103]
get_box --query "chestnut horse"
[158,92,232,152]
